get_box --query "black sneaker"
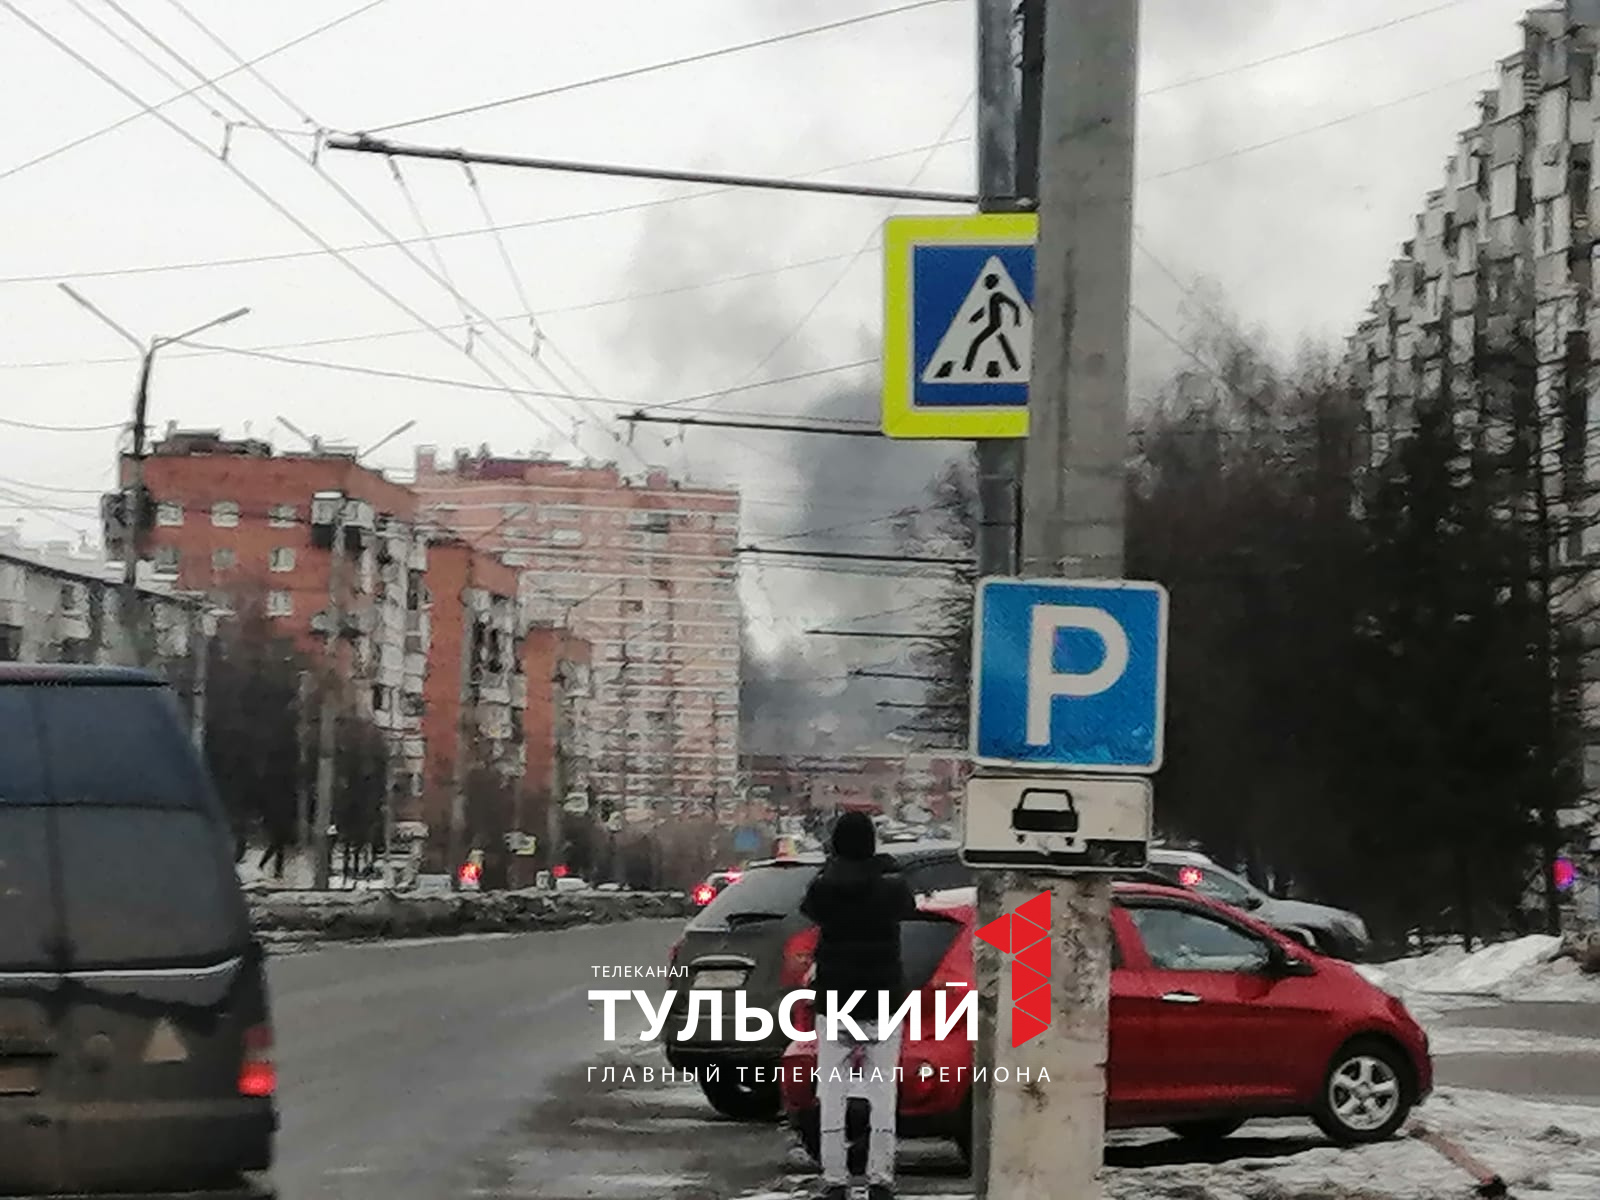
[867,1186,896,1200]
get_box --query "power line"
[0,474,113,495]
[0,0,390,186]
[1141,69,1495,184]
[4,0,597,466]
[162,0,318,127]
[624,411,885,439]
[178,342,880,424]
[92,0,628,465]
[0,413,127,433]
[0,137,970,287]
[1141,0,1483,98]
[364,0,962,134]
[739,545,969,566]
[462,162,542,356]
[686,92,975,409]
[62,0,230,127]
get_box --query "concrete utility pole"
[313,497,348,891]
[984,1,1140,1197]
[296,669,314,853]
[189,605,211,750]
[55,284,248,667]
[450,557,483,884]
[970,0,1025,1187]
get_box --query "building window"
[153,546,179,574]
[266,590,293,618]
[269,504,296,528]
[0,624,20,662]
[1575,53,1595,102]
[212,501,240,528]
[269,547,296,573]
[1490,164,1518,219]
[156,501,183,527]
[371,685,389,713]
[212,547,237,571]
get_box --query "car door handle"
[1160,991,1202,1004]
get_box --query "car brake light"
[780,926,819,989]
[725,869,743,885]
[1177,866,1203,888]
[691,883,716,906]
[238,1024,275,1098]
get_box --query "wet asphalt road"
[266,921,685,1200]
[1434,1001,1600,1103]
[263,925,1600,1200]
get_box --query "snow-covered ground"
[735,1087,1600,1199]
[1357,933,1600,1007]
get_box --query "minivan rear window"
[57,808,246,970]
[0,809,54,971]
[35,686,218,811]
[0,688,45,804]
[690,864,818,929]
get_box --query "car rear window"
[901,857,973,893]
[34,686,219,811]
[690,864,818,928]
[902,915,961,989]
[0,809,54,971]
[56,807,247,970]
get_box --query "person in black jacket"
[800,811,917,1200]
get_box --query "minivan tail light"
[780,926,820,989]
[238,1024,275,1098]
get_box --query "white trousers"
[816,1018,902,1186]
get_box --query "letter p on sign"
[972,578,1167,772]
[1027,605,1129,745]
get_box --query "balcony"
[476,670,510,704]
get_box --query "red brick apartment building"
[412,447,741,829]
[742,754,968,824]
[115,431,592,866]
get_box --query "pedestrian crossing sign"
[882,212,1037,439]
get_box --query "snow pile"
[1362,934,1564,1000]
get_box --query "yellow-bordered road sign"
[882,212,1038,439]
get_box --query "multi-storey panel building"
[412,448,741,829]
[1347,0,1600,813]
[110,431,596,869]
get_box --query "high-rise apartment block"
[412,447,742,827]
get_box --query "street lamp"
[58,283,251,661]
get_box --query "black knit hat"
[831,811,876,861]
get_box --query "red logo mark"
[974,891,1052,1047]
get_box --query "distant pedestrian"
[800,811,917,1200]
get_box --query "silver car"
[1146,847,1371,960]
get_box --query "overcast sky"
[0,0,1541,740]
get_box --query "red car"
[779,882,1431,1167]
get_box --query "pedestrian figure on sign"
[931,272,1024,380]
[800,811,917,1200]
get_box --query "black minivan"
[0,665,276,1197]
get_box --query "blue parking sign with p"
[971,578,1168,772]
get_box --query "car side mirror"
[1241,894,1266,910]
[1263,942,1314,978]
